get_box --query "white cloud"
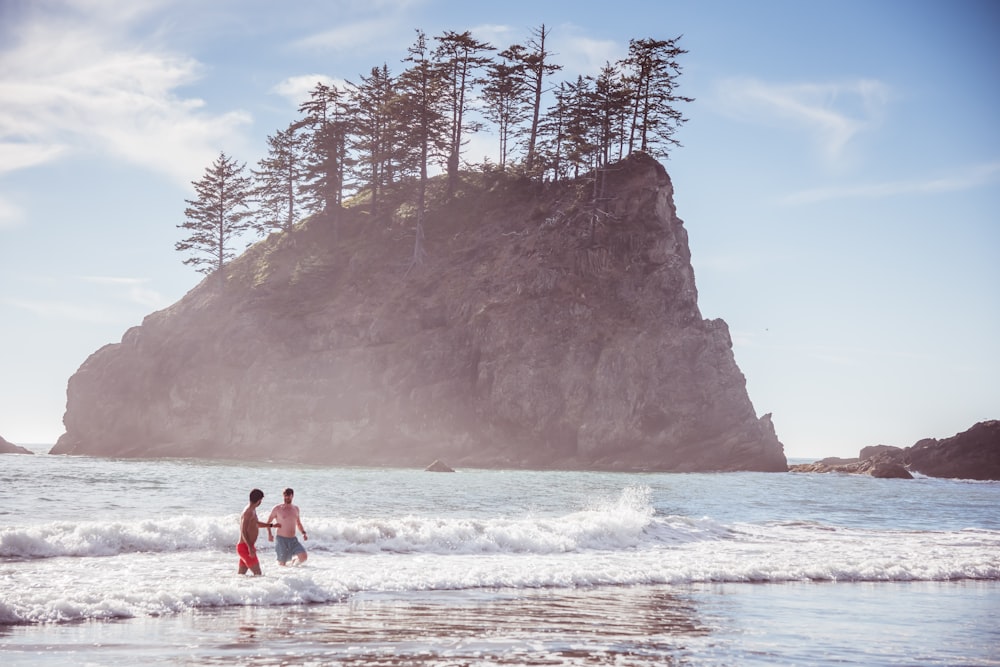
[0,142,68,175]
[715,78,889,161]
[0,2,253,187]
[291,0,428,54]
[781,161,1000,205]
[80,276,169,309]
[2,274,168,323]
[2,297,119,324]
[272,74,345,108]
[296,20,393,53]
[550,26,621,78]
[469,24,515,47]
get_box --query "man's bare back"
[240,504,263,544]
[237,488,279,576]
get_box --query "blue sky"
[1,0,997,458]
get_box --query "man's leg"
[275,537,288,566]
[237,544,249,575]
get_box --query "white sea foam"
[0,516,235,558]
[3,461,1000,627]
[0,487,660,559]
[3,509,998,625]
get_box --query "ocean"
[1,451,998,666]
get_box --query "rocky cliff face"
[53,153,787,471]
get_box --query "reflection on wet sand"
[216,585,712,665]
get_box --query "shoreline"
[3,581,997,666]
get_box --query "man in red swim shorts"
[238,488,279,576]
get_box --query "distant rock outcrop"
[790,420,999,480]
[907,420,999,480]
[0,435,33,455]
[789,451,912,479]
[425,459,456,472]
[52,153,786,472]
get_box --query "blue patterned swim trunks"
[274,535,306,564]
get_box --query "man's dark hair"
[249,488,264,503]
[283,488,294,496]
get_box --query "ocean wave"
[3,484,999,627]
[0,486,674,559]
[2,539,999,626]
[4,488,999,562]
[0,516,234,559]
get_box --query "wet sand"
[3,581,997,666]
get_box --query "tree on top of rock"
[622,37,693,156]
[502,24,562,177]
[297,81,353,216]
[433,30,495,197]
[252,123,308,233]
[397,29,449,270]
[176,151,254,281]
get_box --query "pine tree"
[623,37,693,157]
[297,82,353,215]
[397,29,449,269]
[176,152,254,280]
[506,25,562,176]
[348,64,397,216]
[252,123,307,233]
[433,30,494,195]
[592,62,633,167]
[560,75,600,179]
[482,57,530,171]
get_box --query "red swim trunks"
[237,542,259,568]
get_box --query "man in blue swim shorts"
[266,487,308,566]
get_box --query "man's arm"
[266,507,278,541]
[296,509,307,541]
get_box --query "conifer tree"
[559,76,600,179]
[176,152,254,280]
[482,57,530,171]
[592,62,633,167]
[433,30,494,195]
[348,64,398,216]
[297,82,353,215]
[623,37,693,157]
[504,25,562,176]
[252,123,307,233]
[397,29,449,269]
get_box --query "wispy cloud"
[780,161,1000,205]
[715,78,889,161]
[295,18,407,54]
[3,274,169,323]
[290,0,428,54]
[272,74,345,109]
[0,2,252,187]
[469,24,515,47]
[0,142,68,176]
[80,276,169,309]
[553,31,621,77]
[3,297,120,324]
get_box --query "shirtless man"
[266,487,308,566]
[238,488,279,576]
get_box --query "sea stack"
[53,153,787,472]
